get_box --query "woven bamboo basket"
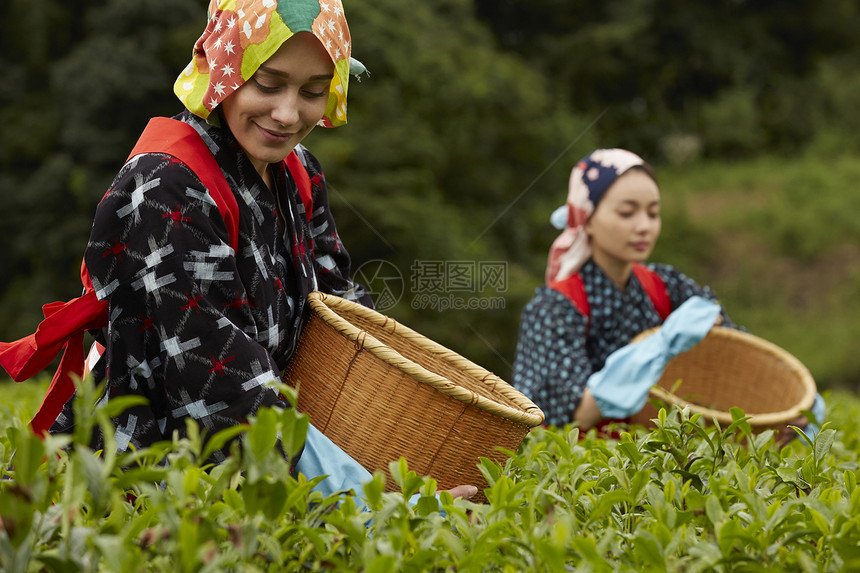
[627,326,816,430]
[282,292,545,502]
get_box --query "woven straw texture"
[282,292,545,501]
[628,326,816,430]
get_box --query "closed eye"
[302,87,329,98]
[253,79,279,94]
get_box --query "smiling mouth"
[257,124,293,142]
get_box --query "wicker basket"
[282,292,544,501]
[627,326,816,430]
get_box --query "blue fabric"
[586,296,721,418]
[295,424,372,507]
[295,425,427,511]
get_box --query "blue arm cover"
[586,296,722,419]
[295,425,426,511]
[295,424,372,504]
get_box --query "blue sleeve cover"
[586,296,721,418]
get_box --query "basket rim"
[305,291,546,427]
[632,325,817,426]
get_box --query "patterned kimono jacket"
[513,258,735,427]
[51,110,371,461]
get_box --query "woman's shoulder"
[523,285,587,323]
[102,152,210,207]
[643,261,688,281]
[643,261,702,289]
[642,262,720,306]
[91,151,231,248]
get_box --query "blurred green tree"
[475,0,860,159]
[0,0,205,338]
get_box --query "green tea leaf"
[590,489,627,520]
[807,507,831,536]
[247,407,278,461]
[706,495,725,525]
[389,457,408,486]
[845,470,857,494]
[201,423,248,462]
[400,472,424,498]
[570,536,602,563]
[261,480,288,521]
[366,555,397,573]
[280,409,310,459]
[97,395,149,419]
[629,469,650,501]
[179,517,199,573]
[717,519,743,555]
[814,428,836,464]
[478,456,503,485]
[632,530,666,568]
[774,466,803,487]
[10,430,45,488]
[616,441,643,465]
[93,535,127,573]
[415,494,440,516]
[727,407,752,437]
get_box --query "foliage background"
[1,0,860,389]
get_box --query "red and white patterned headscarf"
[545,149,651,284]
[174,0,352,127]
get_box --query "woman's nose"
[633,213,653,232]
[271,90,301,126]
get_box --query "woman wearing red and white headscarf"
[514,149,740,429]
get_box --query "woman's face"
[220,32,334,179]
[585,169,661,268]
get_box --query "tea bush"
[1,379,858,572]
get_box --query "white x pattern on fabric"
[117,175,161,220]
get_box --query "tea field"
[1,378,859,572]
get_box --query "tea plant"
[1,378,859,571]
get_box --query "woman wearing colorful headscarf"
[513,149,742,430]
[513,149,824,440]
[0,0,476,500]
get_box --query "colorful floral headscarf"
[174,0,352,127]
[545,149,652,284]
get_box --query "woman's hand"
[572,388,604,431]
[443,485,478,499]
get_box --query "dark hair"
[627,163,657,185]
